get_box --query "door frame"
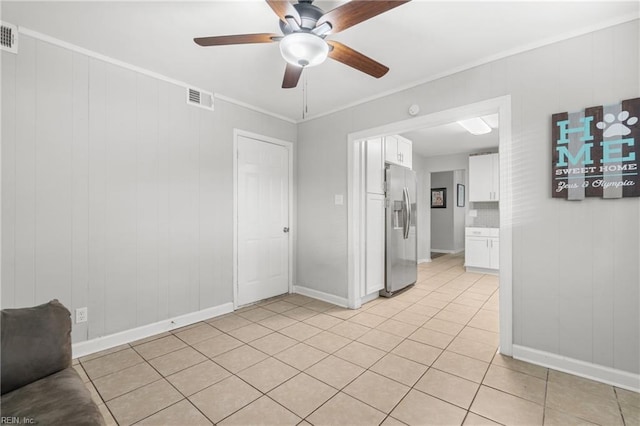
[347,95,513,356]
[233,129,295,310]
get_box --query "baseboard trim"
[418,258,432,264]
[360,291,380,305]
[465,265,499,275]
[293,285,349,308]
[431,249,464,254]
[512,344,640,392]
[72,303,234,359]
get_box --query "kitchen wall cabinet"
[465,227,499,271]
[366,138,384,194]
[384,135,412,169]
[469,153,499,201]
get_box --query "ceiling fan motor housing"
[194,0,406,89]
[279,1,324,34]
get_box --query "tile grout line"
[203,302,348,425]
[541,365,550,425]
[82,255,605,426]
[298,258,493,424]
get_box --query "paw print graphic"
[596,110,638,137]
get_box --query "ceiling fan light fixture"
[457,117,492,135]
[279,32,328,68]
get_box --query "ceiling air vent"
[1,22,18,54]
[186,87,214,111]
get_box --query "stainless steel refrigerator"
[381,163,417,297]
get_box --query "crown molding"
[297,13,639,124]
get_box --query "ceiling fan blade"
[282,63,303,88]
[194,33,279,46]
[317,0,410,34]
[266,0,301,24]
[327,41,389,78]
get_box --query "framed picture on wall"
[431,188,447,208]
[457,184,465,207]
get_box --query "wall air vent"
[1,22,18,54]
[186,87,214,111]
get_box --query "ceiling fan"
[194,0,410,88]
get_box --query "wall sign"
[551,97,639,200]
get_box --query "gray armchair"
[1,300,105,425]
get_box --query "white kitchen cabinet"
[465,236,491,268]
[465,227,499,272]
[366,138,384,194]
[384,135,398,165]
[365,193,385,294]
[384,135,412,169]
[469,153,499,201]
[489,238,500,270]
[397,136,412,168]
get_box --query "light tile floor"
[74,254,639,425]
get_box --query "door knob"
[283,227,290,233]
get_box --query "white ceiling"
[3,1,638,122]
[403,114,499,158]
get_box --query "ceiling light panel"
[481,113,499,129]
[457,117,492,135]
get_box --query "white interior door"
[237,135,290,306]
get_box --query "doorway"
[348,95,513,355]
[233,130,294,308]
[429,170,466,257]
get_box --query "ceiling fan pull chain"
[305,72,308,118]
[302,71,308,119]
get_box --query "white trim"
[348,95,513,355]
[71,303,233,359]
[359,291,380,306]
[233,130,295,310]
[16,26,298,124]
[465,266,499,276]
[293,285,349,308]
[497,96,513,356]
[418,258,432,264]
[215,93,296,124]
[18,14,638,126]
[233,132,239,310]
[512,344,640,393]
[348,140,365,310]
[299,13,639,123]
[19,27,213,99]
[431,248,464,254]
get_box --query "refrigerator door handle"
[403,187,410,239]
[406,187,412,238]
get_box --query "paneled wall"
[297,21,639,375]
[1,35,296,343]
[430,171,455,251]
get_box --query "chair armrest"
[1,300,72,395]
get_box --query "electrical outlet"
[75,307,88,324]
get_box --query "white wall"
[1,35,296,343]
[430,171,455,251]
[297,21,640,376]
